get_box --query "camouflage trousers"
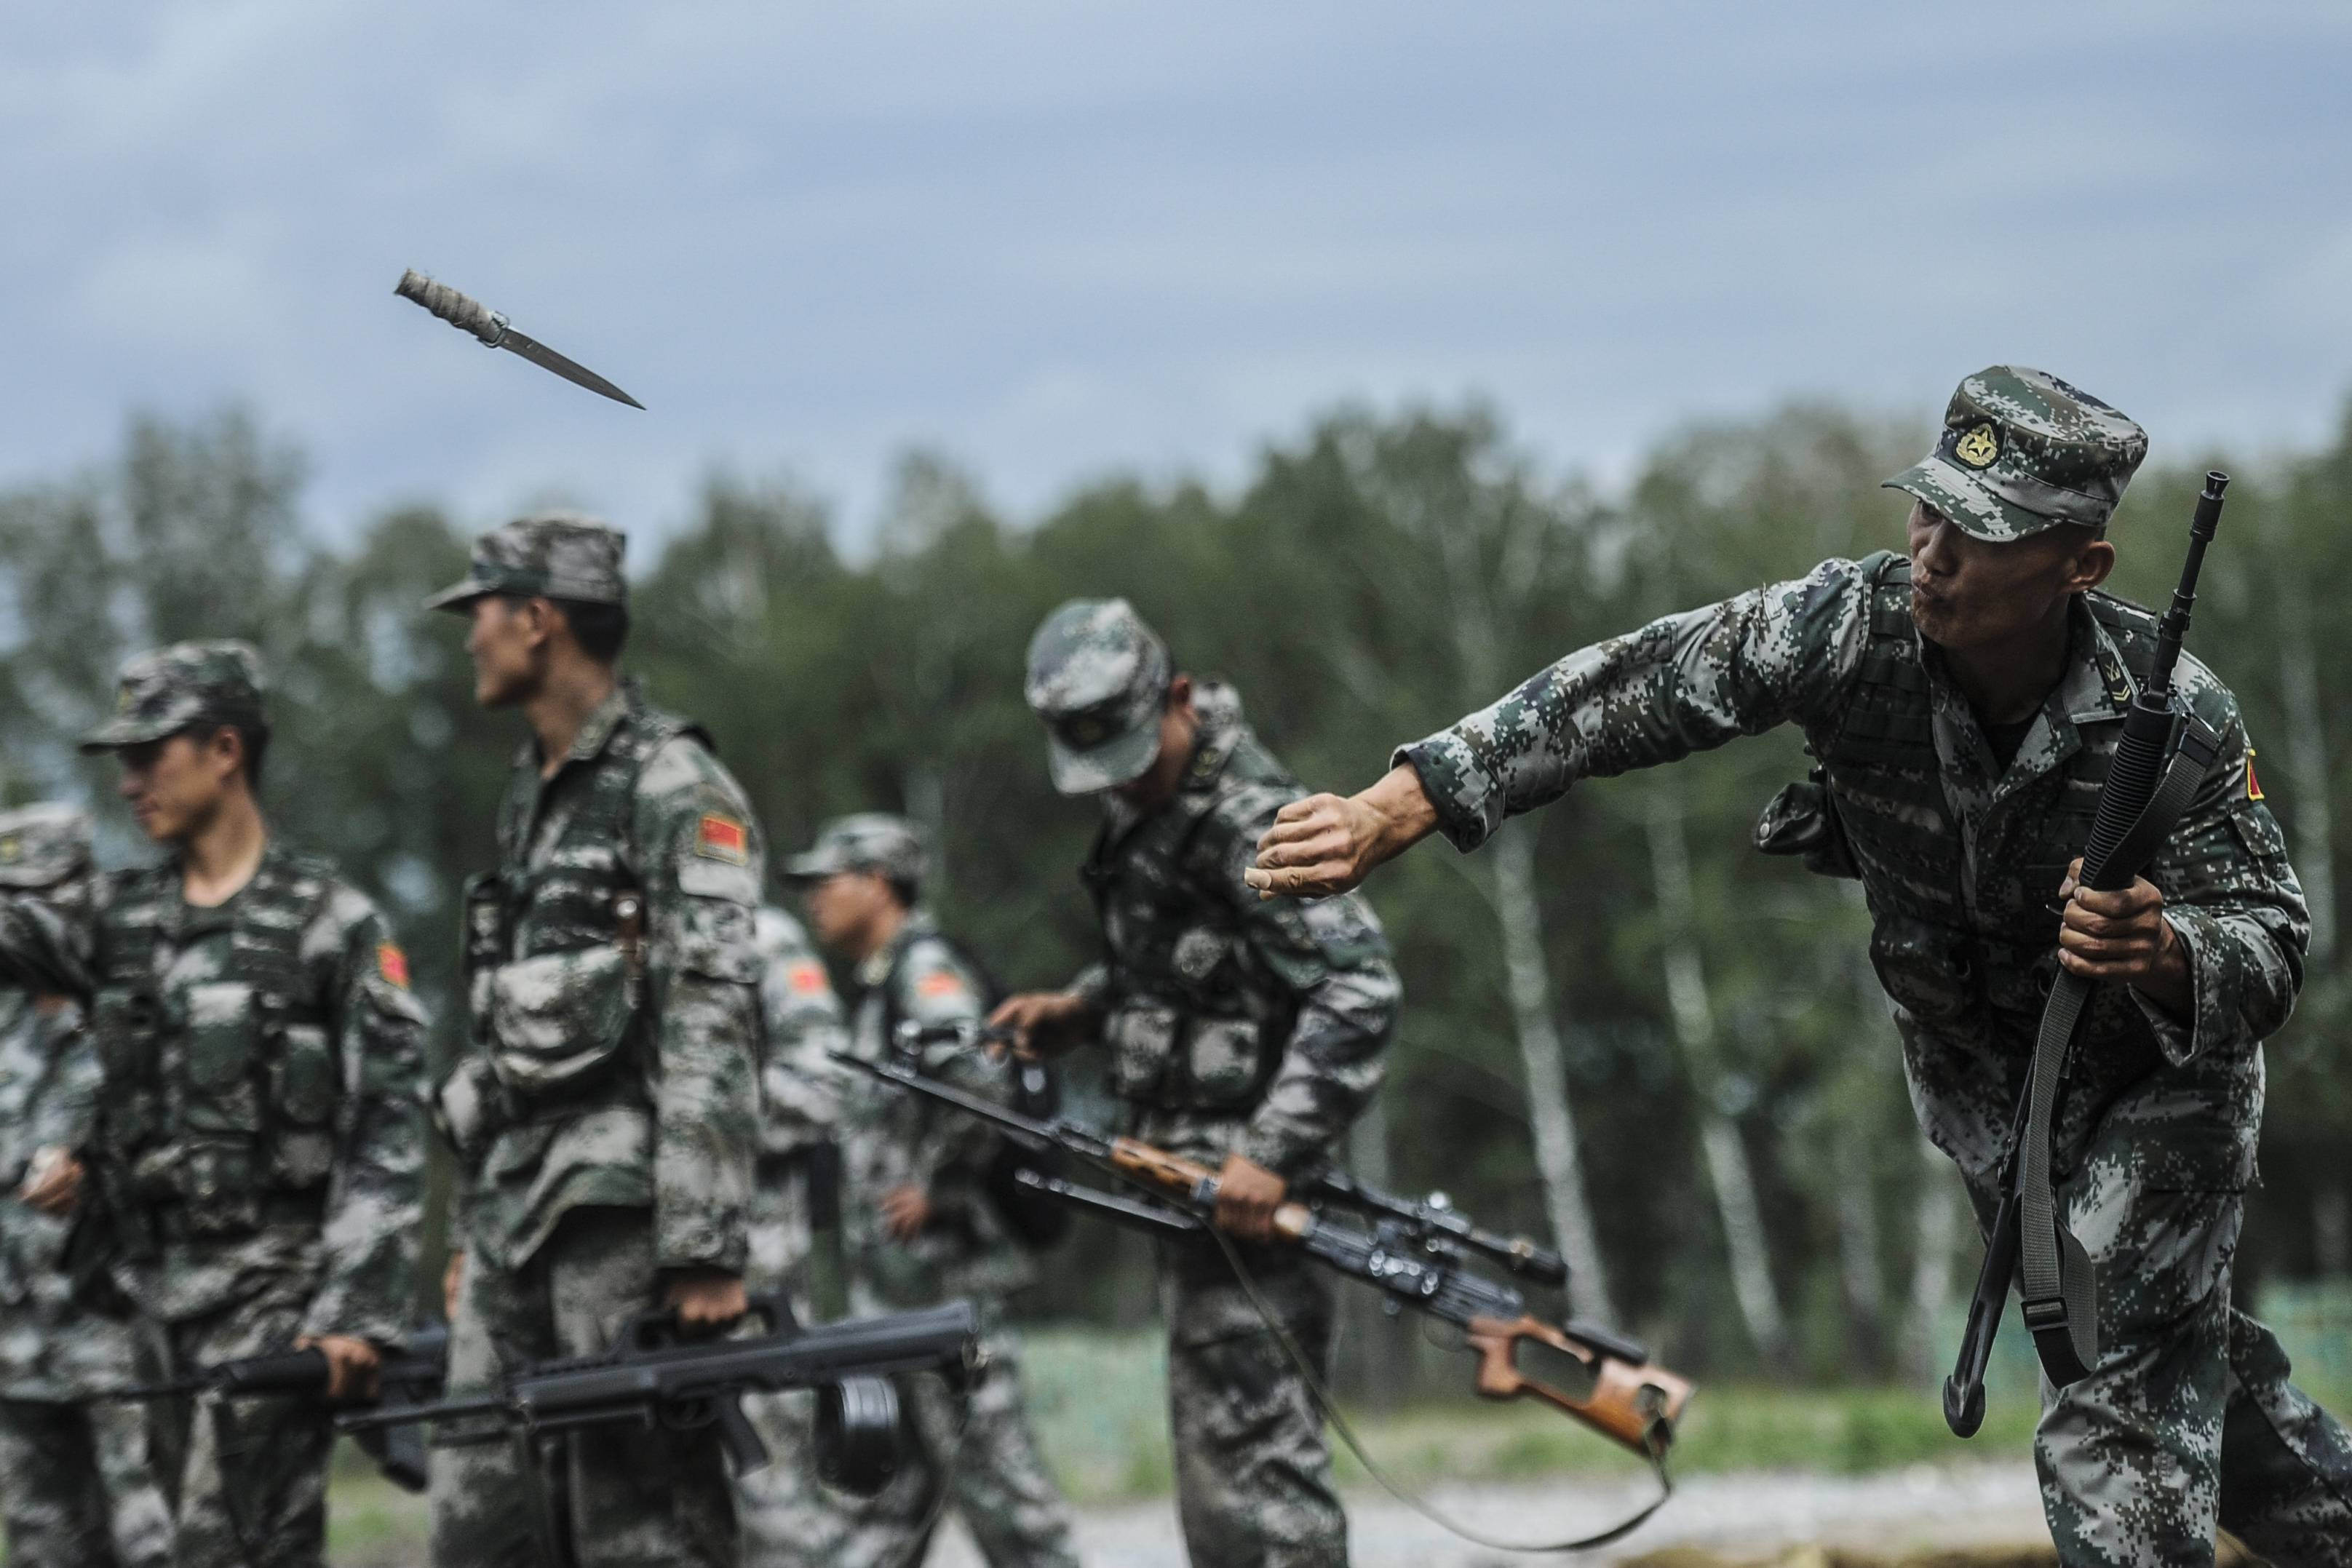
[736,1316,1078,1568]
[1159,1234,1346,1568]
[1963,1090,2352,1566]
[0,1394,173,1568]
[152,1286,335,1568]
[431,1205,739,1568]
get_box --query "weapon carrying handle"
[1464,1315,1693,1456]
[216,1348,332,1396]
[394,269,505,346]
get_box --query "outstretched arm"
[1250,557,1877,899]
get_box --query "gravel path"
[926,1464,2050,1567]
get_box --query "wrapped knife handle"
[395,270,504,346]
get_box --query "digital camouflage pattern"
[0,805,174,1568]
[1396,549,2352,1564]
[1881,365,2150,542]
[739,897,1079,1568]
[424,509,630,610]
[434,681,764,1566]
[1035,649,1397,1567]
[431,1206,738,1568]
[77,640,268,753]
[782,812,931,888]
[1025,597,1175,794]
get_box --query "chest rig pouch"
[1084,789,1288,1114]
[91,859,339,1244]
[459,715,688,1116]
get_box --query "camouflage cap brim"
[421,575,496,613]
[1882,455,2053,544]
[1046,715,1162,796]
[780,845,851,881]
[78,702,211,753]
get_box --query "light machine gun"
[841,1024,1693,1551]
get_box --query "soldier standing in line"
[763,812,1081,1568]
[423,514,767,1568]
[0,643,427,1568]
[993,604,1400,1568]
[0,803,173,1568]
[1246,367,2352,1567]
[734,894,854,1564]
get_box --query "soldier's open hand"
[2057,856,2193,1014]
[1247,764,1439,900]
[879,1184,933,1241]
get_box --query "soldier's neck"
[1940,605,2074,729]
[177,789,269,910]
[527,658,620,779]
[849,902,909,969]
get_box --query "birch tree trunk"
[1486,816,1618,1326]
[1902,1140,1963,1382]
[1645,793,1789,1362]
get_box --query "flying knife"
[393,269,644,410]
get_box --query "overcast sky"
[5,2,2348,551]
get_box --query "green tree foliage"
[3,397,2342,1378]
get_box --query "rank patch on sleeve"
[787,962,828,996]
[696,814,750,863]
[2246,748,2265,802]
[378,942,411,990]
[916,970,969,1000]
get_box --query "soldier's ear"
[1167,673,1194,714]
[2063,536,2116,596]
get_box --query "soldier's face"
[464,596,547,707]
[115,729,238,844]
[804,870,895,958]
[1904,501,2113,655]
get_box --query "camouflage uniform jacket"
[840,911,1033,1307]
[1078,681,1400,1175]
[0,844,427,1342]
[744,905,847,1296]
[1399,552,2305,1189]
[0,988,119,1400]
[448,683,765,1277]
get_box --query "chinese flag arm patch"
[377,942,411,990]
[2246,748,2265,803]
[786,962,829,997]
[696,814,750,863]
[916,969,969,1000]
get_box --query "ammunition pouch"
[434,1055,513,1163]
[1105,1000,1271,1112]
[482,944,640,1101]
[1754,767,1859,880]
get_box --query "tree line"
[4,397,2345,1386]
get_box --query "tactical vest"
[1797,552,2156,1049]
[461,705,704,1112]
[87,852,338,1247]
[1084,717,1296,1113]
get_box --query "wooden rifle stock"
[1466,1316,1693,1452]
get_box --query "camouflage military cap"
[784,813,930,889]
[423,510,628,612]
[1023,598,1173,795]
[0,803,92,890]
[1883,366,2148,542]
[79,640,268,752]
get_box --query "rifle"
[841,1027,1693,1457]
[1944,470,2233,1435]
[99,1324,448,1492]
[337,1296,979,1564]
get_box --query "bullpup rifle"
[840,1026,1693,1459]
[100,1324,448,1492]
[1944,471,2233,1436]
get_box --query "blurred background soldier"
[424,514,766,1568]
[750,811,1081,1568]
[993,602,1400,1568]
[733,893,854,1565]
[0,803,172,1568]
[0,644,427,1568]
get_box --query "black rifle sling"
[2012,716,2219,1386]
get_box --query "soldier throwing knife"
[0,643,427,1568]
[424,514,767,1568]
[1247,367,2352,1568]
[993,602,1400,1568]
